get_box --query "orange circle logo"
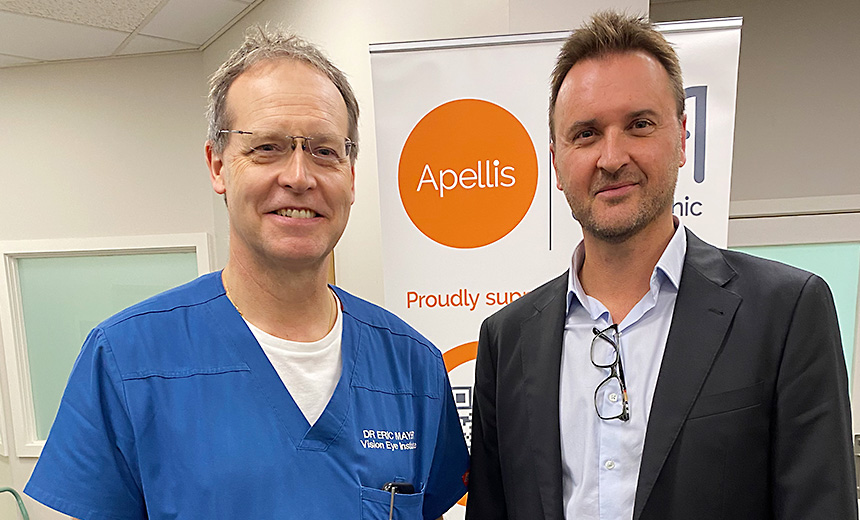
[399,99,538,248]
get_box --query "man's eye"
[313,146,336,157]
[309,137,346,160]
[251,143,282,153]
[244,142,286,163]
[631,120,655,133]
[574,129,595,142]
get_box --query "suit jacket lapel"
[633,230,742,520]
[518,272,568,520]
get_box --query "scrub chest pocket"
[361,486,425,520]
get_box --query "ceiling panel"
[119,34,199,55]
[0,0,262,69]
[0,10,128,61]
[0,0,162,31]
[140,0,250,45]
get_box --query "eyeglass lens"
[221,131,351,163]
[591,325,629,421]
[591,330,619,367]
[595,376,626,419]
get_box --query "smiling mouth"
[596,182,637,195]
[274,208,318,219]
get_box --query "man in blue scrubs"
[26,26,468,519]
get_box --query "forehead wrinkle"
[225,60,349,135]
[240,92,346,132]
[242,103,346,135]
[556,60,675,138]
[629,109,659,119]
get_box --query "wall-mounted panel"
[18,252,199,439]
[0,234,211,457]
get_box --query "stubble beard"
[565,164,679,244]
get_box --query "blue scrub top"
[26,272,468,519]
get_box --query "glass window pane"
[17,252,198,439]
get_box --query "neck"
[222,253,336,342]
[579,215,676,323]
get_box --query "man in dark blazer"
[466,11,856,520]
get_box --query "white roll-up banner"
[369,18,741,517]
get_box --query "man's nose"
[595,130,630,175]
[277,143,315,191]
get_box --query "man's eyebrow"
[245,129,281,137]
[559,109,663,139]
[629,109,660,119]
[562,118,597,138]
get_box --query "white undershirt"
[244,296,343,426]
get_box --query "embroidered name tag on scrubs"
[361,429,418,451]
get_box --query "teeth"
[275,208,315,219]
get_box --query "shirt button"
[608,393,618,402]
[605,460,616,470]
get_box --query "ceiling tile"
[119,34,198,55]
[0,0,162,32]
[140,0,249,45]
[0,11,128,61]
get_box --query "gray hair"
[549,11,684,141]
[206,25,359,161]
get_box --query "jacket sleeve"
[465,317,509,520]
[772,274,857,519]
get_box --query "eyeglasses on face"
[219,130,354,166]
[591,324,630,422]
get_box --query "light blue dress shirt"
[560,221,687,520]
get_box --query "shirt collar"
[566,217,687,315]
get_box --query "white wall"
[0,54,211,241]
[0,52,210,519]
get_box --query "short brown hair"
[207,25,359,161]
[549,11,684,140]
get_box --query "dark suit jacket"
[466,230,857,520]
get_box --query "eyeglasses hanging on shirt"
[591,324,630,421]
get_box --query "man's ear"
[206,140,227,195]
[550,142,562,191]
[678,114,688,168]
[349,163,356,205]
